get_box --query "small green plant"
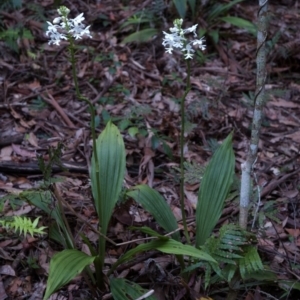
[37,142,66,183]
[0,1,47,53]
[204,0,256,44]
[26,255,40,270]
[0,216,47,237]
[173,0,256,44]
[183,225,265,291]
[93,51,121,76]
[0,26,34,53]
[119,0,169,44]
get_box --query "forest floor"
[1,0,300,299]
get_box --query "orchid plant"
[41,9,238,300]
[162,19,208,244]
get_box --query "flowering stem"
[162,18,205,244]
[180,60,191,245]
[47,7,104,288]
[68,35,104,287]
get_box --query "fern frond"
[0,216,47,237]
[214,249,242,262]
[239,246,264,279]
[204,225,249,262]
[204,262,212,289]
[189,225,263,290]
[222,264,237,283]
[183,261,204,274]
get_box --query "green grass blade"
[43,250,96,300]
[127,185,180,241]
[196,132,235,247]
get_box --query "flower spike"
[162,19,206,59]
[46,6,91,45]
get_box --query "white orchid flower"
[46,6,91,45]
[162,19,206,59]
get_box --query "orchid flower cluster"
[162,19,206,59]
[46,6,91,46]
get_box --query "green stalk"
[180,60,191,245]
[67,31,103,287]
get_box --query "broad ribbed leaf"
[43,250,96,300]
[220,16,256,35]
[154,239,215,262]
[173,0,186,18]
[187,0,196,17]
[111,238,216,273]
[90,121,126,237]
[110,278,157,300]
[122,28,158,44]
[196,132,235,247]
[127,185,180,241]
[207,0,244,22]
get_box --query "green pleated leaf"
[43,250,96,300]
[90,121,126,237]
[154,239,216,262]
[127,185,180,241]
[220,16,257,35]
[122,28,158,44]
[173,0,187,18]
[196,132,235,247]
[110,278,157,300]
[207,0,244,22]
[111,238,216,273]
[187,0,196,17]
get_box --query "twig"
[134,290,155,300]
[41,93,76,128]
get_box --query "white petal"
[72,13,84,26]
[165,47,173,54]
[184,24,198,34]
[53,17,61,24]
[184,52,193,59]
